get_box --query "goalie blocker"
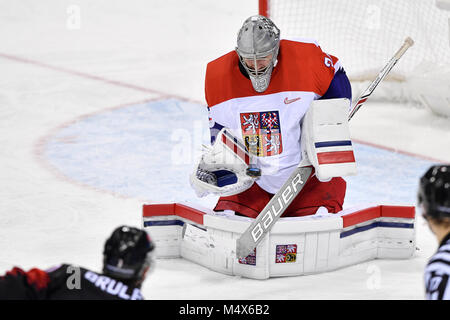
[300,97,356,181]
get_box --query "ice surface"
[1,0,449,300]
[43,98,434,209]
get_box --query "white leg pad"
[143,203,416,279]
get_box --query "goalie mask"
[236,15,280,93]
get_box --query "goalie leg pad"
[143,203,416,280]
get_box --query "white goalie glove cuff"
[190,128,258,197]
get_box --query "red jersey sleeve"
[0,267,50,299]
[308,44,337,96]
[205,51,254,107]
[278,40,336,96]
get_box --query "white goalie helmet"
[236,15,281,93]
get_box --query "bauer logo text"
[250,172,305,242]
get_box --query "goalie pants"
[214,174,346,218]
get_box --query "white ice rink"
[1,0,450,300]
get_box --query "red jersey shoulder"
[206,51,237,84]
[280,40,336,73]
[0,266,50,290]
[279,39,336,96]
[205,51,254,107]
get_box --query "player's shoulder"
[435,233,450,259]
[281,38,337,67]
[45,263,81,273]
[205,50,245,107]
[206,51,238,78]
[426,235,450,271]
[45,263,92,282]
[281,37,321,47]
[207,49,236,63]
[280,38,324,55]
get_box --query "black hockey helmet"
[418,165,450,219]
[103,226,155,281]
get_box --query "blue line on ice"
[43,98,436,209]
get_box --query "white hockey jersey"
[205,39,340,194]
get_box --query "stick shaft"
[348,37,414,121]
[236,166,313,259]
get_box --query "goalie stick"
[348,37,414,121]
[236,37,415,259]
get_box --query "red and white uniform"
[205,39,347,218]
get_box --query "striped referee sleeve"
[425,242,450,300]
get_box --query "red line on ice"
[1,52,444,164]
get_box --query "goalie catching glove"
[190,128,259,197]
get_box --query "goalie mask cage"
[259,0,450,114]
